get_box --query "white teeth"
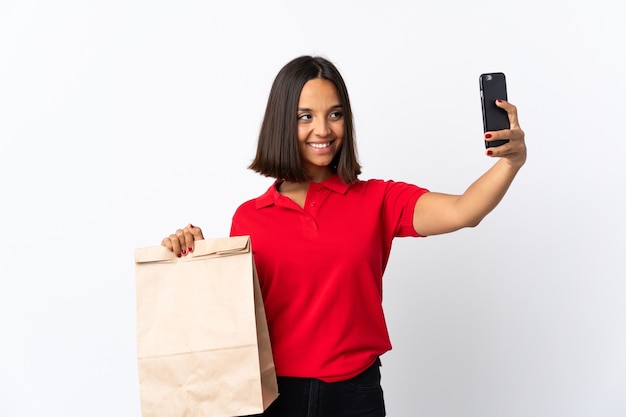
[310,142,331,149]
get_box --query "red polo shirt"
[230,175,428,382]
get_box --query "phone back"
[480,72,509,147]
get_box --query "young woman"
[161,55,526,417]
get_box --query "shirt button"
[310,202,316,207]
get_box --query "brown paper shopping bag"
[134,235,278,417]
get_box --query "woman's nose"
[313,118,331,136]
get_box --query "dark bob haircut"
[248,56,361,184]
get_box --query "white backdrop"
[1,1,625,416]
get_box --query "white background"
[1,1,625,416]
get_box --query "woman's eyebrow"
[297,104,343,112]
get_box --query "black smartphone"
[479,72,509,148]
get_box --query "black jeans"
[249,358,385,417]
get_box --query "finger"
[174,228,189,256]
[188,224,204,240]
[182,228,196,255]
[486,141,508,156]
[495,99,520,129]
[485,138,519,157]
[491,126,524,143]
[185,224,204,253]
[161,236,173,251]
[485,134,526,161]
[162,230,183,257]
[484,131,510,146]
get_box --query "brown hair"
[248,56,361,183]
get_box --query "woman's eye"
[298,114,312,121]
[330,111,343,119]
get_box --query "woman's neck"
[304,166,333,183]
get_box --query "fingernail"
[188,247,193,253]
[485,133,492,139]
[496,99,502,103]
[182,249,187,255]
[177,253,182,258]
[487,150,493,156]
[189,224,194,228]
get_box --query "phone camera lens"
[485,74,493,81]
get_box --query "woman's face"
[296,78,344,182]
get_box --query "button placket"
[307,185,323,215]
[301,185,322,237]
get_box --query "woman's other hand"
[161,224,204,257]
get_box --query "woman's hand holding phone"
[479,72,526,168]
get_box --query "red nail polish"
[485,133,492,139]
[496,99,502,103]
[188,247,193,253]
[177,253,182,258]
[182,249,187,255]
[487,150,493,156]
[189,224,194,228]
